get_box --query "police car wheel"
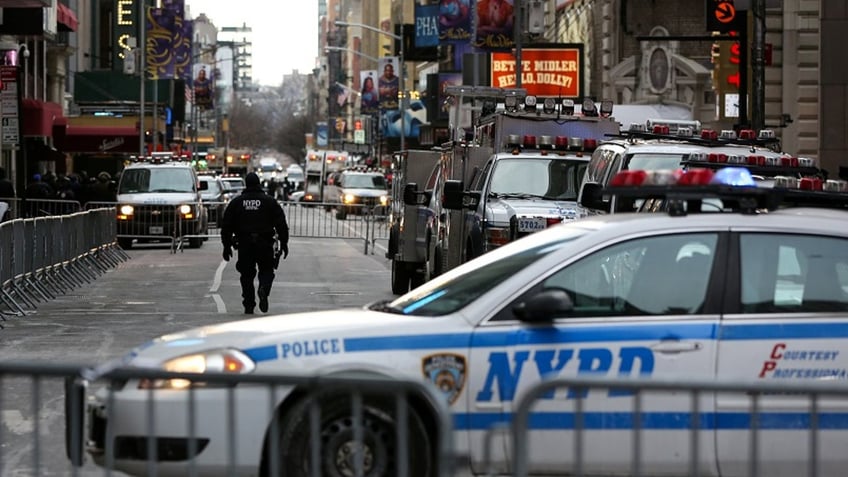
[275,395,432,477]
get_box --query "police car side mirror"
[513,288,574,322]
[579,182,609,212]
[442,180,465,210]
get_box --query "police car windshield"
[380,228,586,316]
[624,153,686,172]
[118,168,195,193]
[490,158,586,200]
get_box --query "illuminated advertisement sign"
[490,45,584,98]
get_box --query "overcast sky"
[184,0,319,86]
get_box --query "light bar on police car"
[561,99,575,115]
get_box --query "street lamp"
[334,20,405,152]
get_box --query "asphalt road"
[0,235,396,476]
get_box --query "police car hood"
[488,196,587,224]
[125,308,442,366]
[117,192,198,204]
[341,187,387,198]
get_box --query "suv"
[329,170,389,220]
[115,154,209,249]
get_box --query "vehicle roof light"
[708,153,728,163]
[701,129,718,140]
[610,169,647,186]
[506,134,521,148]
[504,95,519,112]
[738,129,756,140]
[689,152,708,162]
[581,98,597,116]
[583,138,598,151]
[554,136,569,150]
[727,154,746,164]
[599,100,614,117]
[719,130,737,140]
[652,125,670,135]
[561,99,575,115]
[542,98,556,114]
[798,157,815,167]
[824,180,848,192]
[523,135,537,149]
[773,176,800,189]
[629,122,647,132]
[538,135,554,150]
[524,95,537,109]
[747,155,765,166]
[676,127,694,136]
[799,177,823,191]
[678,168,715,185]
[758,129,776,139]
[711,167,756,187]
[567,137,584,151]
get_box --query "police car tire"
[276,395,433,477]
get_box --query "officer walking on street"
[220,172,289,314]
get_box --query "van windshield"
[119,168,195,193]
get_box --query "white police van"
[81,167,848,477]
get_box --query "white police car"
[82,168,848,476]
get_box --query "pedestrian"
[220,172,289,314]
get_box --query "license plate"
[517,217,546,232]
[149,226,164,234]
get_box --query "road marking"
[210,260,228,314]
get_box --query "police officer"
[220,172,289,314]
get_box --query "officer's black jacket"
[220,185,288,249]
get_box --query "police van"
[79,168,848,477]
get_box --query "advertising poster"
[378,57,400,111]
[192,63,214,110]
[438,72,463,121]
[472,0,515,51]
[360,70,379,115]
[415,4,440,48]
[163,0,192,81]
[490,46,583,97]
[439,0,472,44]
[145,7,176,79]
[316,121,329,147]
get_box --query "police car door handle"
[651,340,701,354]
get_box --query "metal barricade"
[283,201,390,255]
[502,376,848,477]
[0,362,459,476]
[0,197,21,221]
[0,209,128,318]
[21,198,82,218]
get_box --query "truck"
[437,86,621,274]
[386,149,442,294]
[301,149,349,204]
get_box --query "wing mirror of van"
[579,182,610,212]
[403,183,431,206]
[442,180,465,210]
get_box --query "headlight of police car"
[343,193,356,204]
[379,195,389,206]
[118,204,134,218]
[138,348,256,390]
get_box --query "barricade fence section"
[0,208,128,322]
[503,376,848,477]
[0,362,460,476]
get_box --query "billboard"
[490,45,584,98]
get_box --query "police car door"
[472,231,724,475]
[716,231,848,477]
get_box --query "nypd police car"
[82,168,848,476]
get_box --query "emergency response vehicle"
[115,152,209,249]
[439,87,621,274]
[387,148,443,294]
[325,168,390,220]
[301,149,348,204]
[578,121,820,214]
[76,167,848,477]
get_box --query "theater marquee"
[490,45,584,98]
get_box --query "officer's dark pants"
[235,239,275,309]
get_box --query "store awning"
[53,118,141,154]
[57,3,78,32]
[22,99,64,137]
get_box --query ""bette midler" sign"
[490,46,584,98]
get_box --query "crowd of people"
[0,167,119,220]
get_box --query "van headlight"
[343,193,356,204]
[138,349,256,390]
[379,195,389,206]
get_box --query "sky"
[184,0,319,87]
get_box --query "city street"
[0,236,395,476]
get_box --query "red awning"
[57,3,78,32]
[22,99,64,137]
[53,119,141,154]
